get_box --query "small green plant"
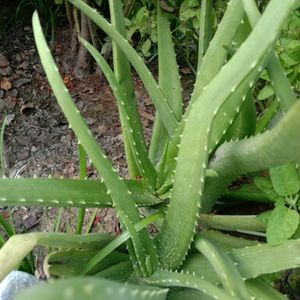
[1,0,300,299]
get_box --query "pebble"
[0,53,9,68]
[0,271,39,300]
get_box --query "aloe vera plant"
[1,0,300,299]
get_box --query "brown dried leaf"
[0,77,12,91]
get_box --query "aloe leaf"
[32,12,157,276]
[79,37,157,189]
[15,278,168,300]
[195,235,251,299]
[0,213,162,281]
[44,249,129,277]
[184,239,300,283]
[243,0,299,200]
[197,0,213,69]
[143,270,238,300]
[0,232,113,281]
[242,0,297,112]
[108,0,145,178]
[246,278,287,300]
[222,182,271,203]
[0,178,162,207]
[94,260,133,281]
[200,214,266,232]
[149,3,182,165]
[157,0,295,269]
[200,230,258,250]
[204,100,300,213]
[255,99,279,133]
[193,0,244,98]
[159,0,245,182]
[82,212,164,275]
[68,0,178,136]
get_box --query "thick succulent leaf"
[0,178,162,207]
[204,100,300,212]
[183,239,300,282]
[143,270,238,300]
[149,3,182,165]
[195,235,251,299]
[156,0,296,269]
[45,249,129,277]
[160,0,245,186]
[166,279,287,300]
[94,260,133,281]
[33,11,158,276]
[68,0,178,136]
[221,182,271,203]
[0,232,113,281]
[193,0,244,98]
[15,278,168,300]
[242,0,297,112]
[245,278,287,300]
[0,212,162,281]
[197,0,213,69]
[200,214,266,232]
[82,212,163,275]
[108,0,146,179]
[79,37,157,189]
[200,230,258,250]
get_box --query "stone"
[4,89,17,98]
[14,78,31,88]
[0,271,39,300]
[0,53,9,68]
[0,66,12,76]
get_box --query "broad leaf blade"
[15,278,168,300]
[266,204,299,245]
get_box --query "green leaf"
[195,235,252,299]
[256,210,272,225]
[15,278,168,300]
[257,84,274,100]
[141,38,151,56]
[253,177,284,203]
[68,0,178,136]
[0,178,162,208]
[270,163,300,196]
[266,204,299,246]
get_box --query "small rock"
[17,61,30,70]
[14,78,31,88]
[5,89,18,98]
[97,124,107,136]
[17,149,30,161]
[0,53,9,68]
[0,66,12,76]
[31,146,37,152]
[15,136,29,146]
[0,271,39,300]
[0,90,4,98]
[86,117,96,125]
[0,78,12,91]
[15,53,22,62]
[5,114,15,125]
